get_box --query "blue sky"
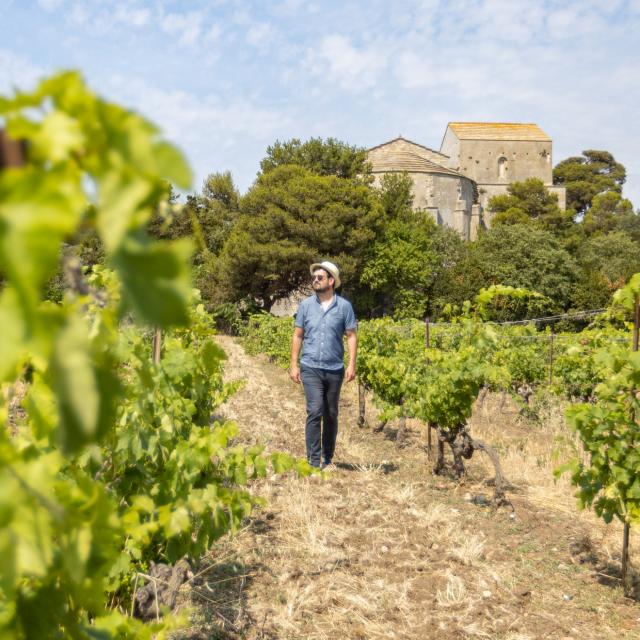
[1,0,639,207]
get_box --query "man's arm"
[290,326,304,384]
[345,329,357,382]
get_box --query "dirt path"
[186,337,640,640]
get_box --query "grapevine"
[0,72,310,638]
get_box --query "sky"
[1,0,639,207]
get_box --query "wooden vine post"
[396,397,406,448]
[425,316,433,456]
[152,328,162,364]
[356,320,366,428]
[623,295,640,595]
[357,382,366,428]
[548,329,555,386]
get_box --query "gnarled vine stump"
[432,424,509,506]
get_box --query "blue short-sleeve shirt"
[295,294,357,370]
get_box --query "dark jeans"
[300,365,345,467]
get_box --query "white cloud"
[52,2,152,34]
[68,3,90,27]
[246,22,275,48]
[309,34,386,90]
[159,10,205,47]
[114,5,150,28]
[105,74,292,190]
[7,1,640,206]
[205,24,222,43]
[37,0,65,11]
[394,52,437,89]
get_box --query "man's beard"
[313,282,331,294]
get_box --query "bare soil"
[181,336,640,640]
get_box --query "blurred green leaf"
[113,236,192,328]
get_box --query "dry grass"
[468,391,640,572]
[180,337,640,640]
[436,572,468,608]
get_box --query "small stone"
[482,590,492,599]
[562,593,573,601]
[509,513,516,519]
[381,545,389,553]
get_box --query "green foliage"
[240,314,295,367]
[489,178,571,231]
[149,173,240,259]
[359,175,466,319]
[582,191,635,236]
[214,164,384,310]
[552,328,620,400]
[147,174,241,312]
[559,277,640,529]
[473,284,550,323]
[571,232,640,310]
[376,172,414,218]
[260,137,370,180]
[0,72,309,638]
[553,150,626,216]
[462,224,577,317]
[355,317,507,427]
[564,345,640,524]
[360,216,447,319]
[611,272,640,312]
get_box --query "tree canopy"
[571,231,640,309]
[462,224,578,312]
[582,191,635,236]
[259,137,370,180]
[553,149,626,215]
[359,173,465,319]
[488,178,572,231]
[55,133,639,323]
[213,165,384,310]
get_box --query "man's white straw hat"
[310,261,341,288]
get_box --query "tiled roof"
[368,136,449,159]
[369,150,466,178]
[447,122,551,141]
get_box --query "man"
[290,261,357,469]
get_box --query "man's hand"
[290,364,301,384]
[345,363,356,383]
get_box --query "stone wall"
[441,137,554,185]
[371,170,476,238]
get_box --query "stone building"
[368,123,566,240]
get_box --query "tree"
[148,173,240,258]
[376,171,414,219]
[582,191,634,236]
[359,172,465,318]
[259,137,370,180]
[213,165,384,310]
[553,149,626,215]
[458,224,578,314]
[571,231,640,309]
[488,178,572,231]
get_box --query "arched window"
[498,156,508,180]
